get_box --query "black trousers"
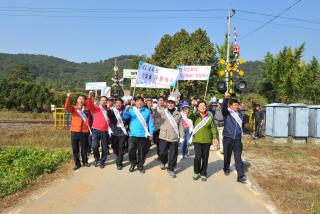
[153,130,160,157]
[159,139,178,171]
[223,136,245,178]
[88,134,92,154]
[71,132,88,166]
[193,143,211,176]
[254,120,262,138]
[111,135,128,166]
[128,137,148,169]
[92,129,110,164]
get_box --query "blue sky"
[0,0,318,63]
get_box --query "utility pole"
[226,9,235,92]
[217,9,246,95]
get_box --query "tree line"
[258,44,320,104]
[0,29,319,112]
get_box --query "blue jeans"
[92,129,110,164]
[180,128,191,156]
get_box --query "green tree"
[150,28,217,99]
[8,64,34,82]
[258,44,320,104]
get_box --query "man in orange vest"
[65,93,92,170]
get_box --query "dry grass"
[0,110,52,120]
[243,138,320,214]
[0,124,70,151]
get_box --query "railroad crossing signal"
[110,58,124,97]
[216,54,246,94]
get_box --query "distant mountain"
[0,53,263,92]
[0,53,137,90]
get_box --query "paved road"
[6,145,277,214]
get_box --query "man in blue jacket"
[222,92,246,183]
[123,96,154,173]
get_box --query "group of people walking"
[65,91,247,183]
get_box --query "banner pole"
[204,79,209,99]
[131,78,137,105]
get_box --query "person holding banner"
[222,92,247,183]
[155,96,184,178]
[65,93,91,170]
[109,98,128,170]
[87,91,113,169]
[123,96,154,174]
[190,100,219,181]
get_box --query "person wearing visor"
[156,96,184,178]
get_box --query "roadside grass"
[0,125,70,150]
[0,147,69,198]
[0,123,72,207]
[243,138,320,214]
[0,110,52,120]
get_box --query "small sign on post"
[123,69,138,79]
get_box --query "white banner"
[136,61,179,88]
[85,82,107,90]
[131,79,170,89]
[101,86,111,97]
[177,66,211,80]
[123,69,137,79]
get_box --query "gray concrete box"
[288,104,309,138]
[266,103,289,137]
[308,105,320,138]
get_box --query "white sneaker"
[160,163,166,170]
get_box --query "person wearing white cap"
[155,95,185,178]
[179,101,193,159]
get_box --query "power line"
[0,6,228,13]
[236,17,319,31]
[0,12,317,32]
[238,0,303,41]
[237,9,320,25]
[0,5,317,26]
[0,13,226,20]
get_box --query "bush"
[0,147,69,198]
[241,93,268,108]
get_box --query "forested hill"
[0,53,136,90]
[240,61,264,93]
[0,53,263,91]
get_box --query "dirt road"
[5,145,278,214]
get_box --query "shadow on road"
[207,159,224,178]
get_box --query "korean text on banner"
[177,66,211,80]
[136,61,179,88]
[131,79,170,89]
[85,82,107,90]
